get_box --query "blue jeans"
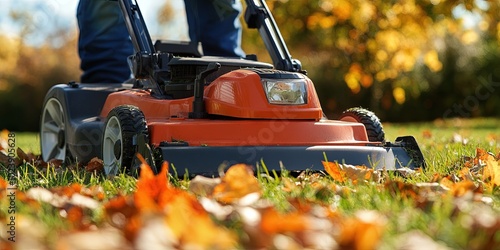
[77,0,244,83]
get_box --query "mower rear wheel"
[40,98,68,162]
[102,105,149,176]
[340,107,385,142]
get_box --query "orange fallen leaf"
[165,192,236,248]
[385,180,419,200]
[449,180,480,197]
[458,167,475,181]
[212,164,261,203]
[323,161,376,184]
[474,148,494,166]
[422,130,432,139]
[0,177,7,189]
[337,210,387,250]
[260,207,308,234]
[323,161,345,182]
[104,194,141,242]
[439,176,455,190]
[134,159,170,213]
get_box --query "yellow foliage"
[461,30,479,45]
[331,0,353,21]
[424,50,443,72]
[393,87,406,105]
[0,36,20,74]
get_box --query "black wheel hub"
[114,140,122,160]
[57,129,65,149]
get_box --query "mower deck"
[157,144,419,177]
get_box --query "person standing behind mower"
[77,0,245,83]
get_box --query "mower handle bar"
[118,0,303,82]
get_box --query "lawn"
[1,118,499,249]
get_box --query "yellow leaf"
[212,164,261,203]
[322,161,345,182]
[165,192,236,248]
[424,50,443,72]
[483,158,500,191]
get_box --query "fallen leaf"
[165,193,236,248]
[449,180,479,198]
[212,164,261,203]
[56,227,131,250]
[323,161,345,182]
[260,207,308,234]
[134,160,170,212]
[0,129,8,153]
[422,130,432,139]
[337,210,387,250]
[482,157,500,191]
[189,175,221,196]
[85,157,104,173]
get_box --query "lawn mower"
[40,0,425,177]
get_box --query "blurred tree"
[0,7,81,131]
[241,0,500,121]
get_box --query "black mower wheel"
[102,105,154,177]
[40,97,71,162]
[340,107,385,142]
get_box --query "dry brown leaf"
[0,151,21,168]
[85,157,104,173]
[16,147,37,163]
[47,159,63,168]
[16,147,29,162]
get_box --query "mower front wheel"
[340,107,385,142]
[102,105,152,177]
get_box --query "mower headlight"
[262,79,307,105]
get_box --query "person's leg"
[77,0,133,83]
[184,0,245,57]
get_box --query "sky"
[0,0,189,46]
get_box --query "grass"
[2,117,500,248]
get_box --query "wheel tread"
[340,107,385,142]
